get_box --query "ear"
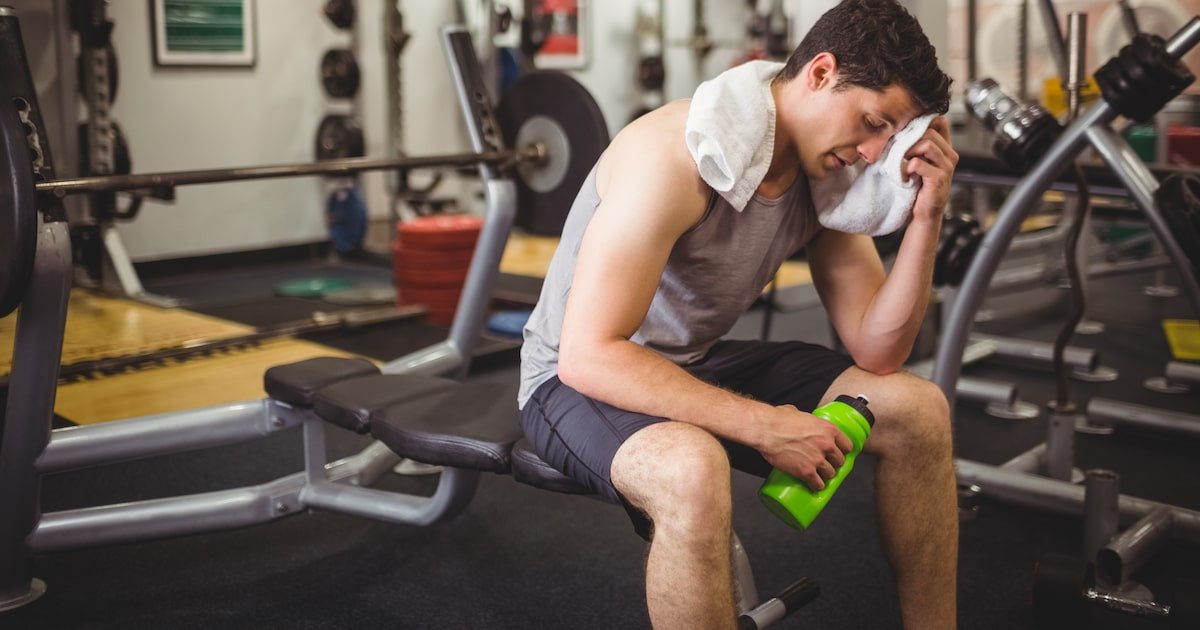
[804,52,839,91]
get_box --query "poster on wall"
[152,0,256,67]
[534,0,586,69]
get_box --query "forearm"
[558,339,774,447]
[855,214,943,371]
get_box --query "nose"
[857,135,890,165]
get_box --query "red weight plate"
[394,266,470,287]
[391,240,475,269]
[397,215,483,249]
[397,285,464,308]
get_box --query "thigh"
[688,340,855,410]
[520,376,668,506]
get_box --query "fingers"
[904,135,957,170]
[802,468,827,492]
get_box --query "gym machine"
[934,4,1200,625]
[0,13,814,627]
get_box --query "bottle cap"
[834,394,875,427]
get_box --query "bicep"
[806,230,886,343]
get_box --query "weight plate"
[391,241,476,269]
[320,49,360,98]
[497,71,609,236]
[1032,553,1091,630]
[397,215,483,249]
[0,91,37,318]
[315,115,365,161]
[515,116,570,193]
[1155,173,1200,277]
[397,285,464,309]
[323,286,396,305]
[394,266,470,287]
[275,277,356,298]
[323,0,355,29]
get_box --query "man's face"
[790,78,923,180]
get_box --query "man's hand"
[904,116,959,223]
[758,405,854,491]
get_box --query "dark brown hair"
[774,0,952,115]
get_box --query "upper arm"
[559,107,709,365]
[805,229,886,351]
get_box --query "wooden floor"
[1,290,361,425]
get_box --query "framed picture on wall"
[151,0,256,67]
[534,0,586,69]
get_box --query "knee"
[613,424,732,529]
[871,375,952,459]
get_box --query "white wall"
[92,0,955,261]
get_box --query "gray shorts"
[519,340,855,539]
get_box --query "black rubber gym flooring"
[2,262,1198,629]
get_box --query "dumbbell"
[933,214,983,287]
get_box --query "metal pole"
[1083,469,1120,584]
[1098,508,1173,586]
[1086,398,1200,439]
[36,149,518,197]
[934,102,1113,409]
[1066,12,1087,121]
[1036,0,1069,80]
[0,221,71,609]
[955,459,1200,545]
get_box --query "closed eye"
[865,117,887,132]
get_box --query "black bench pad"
[312,373,460,434]
[370,382,524,473]
[264,357,380,407]
[511,439,591,495]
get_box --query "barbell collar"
[35,149,520,197]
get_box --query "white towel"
[685,60,783,212]
[684,60,935,236]
[811,114,935,236]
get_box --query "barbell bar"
[34,144,547,199]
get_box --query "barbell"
[0,69,609,317]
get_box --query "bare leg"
[610,422,737,630]
[822,368,958,629]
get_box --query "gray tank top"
[517,165,821,408]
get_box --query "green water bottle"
[758,395,875,531]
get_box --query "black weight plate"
[1155,173,1200,277]
[933,215,979,287]
[496,71,609,236]
[637,55,665,91]
[315,114,365,161]
[0,93,38,318]
[323,0,355,30]
[321,49,360,98]
[1031,553,1090,630]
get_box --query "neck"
[760,81,800,189]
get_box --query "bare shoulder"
[595,101,708,226]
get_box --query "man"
[518,1,958,627]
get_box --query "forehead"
[844,83,922,126]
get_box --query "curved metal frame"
[933,17,1200,543]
